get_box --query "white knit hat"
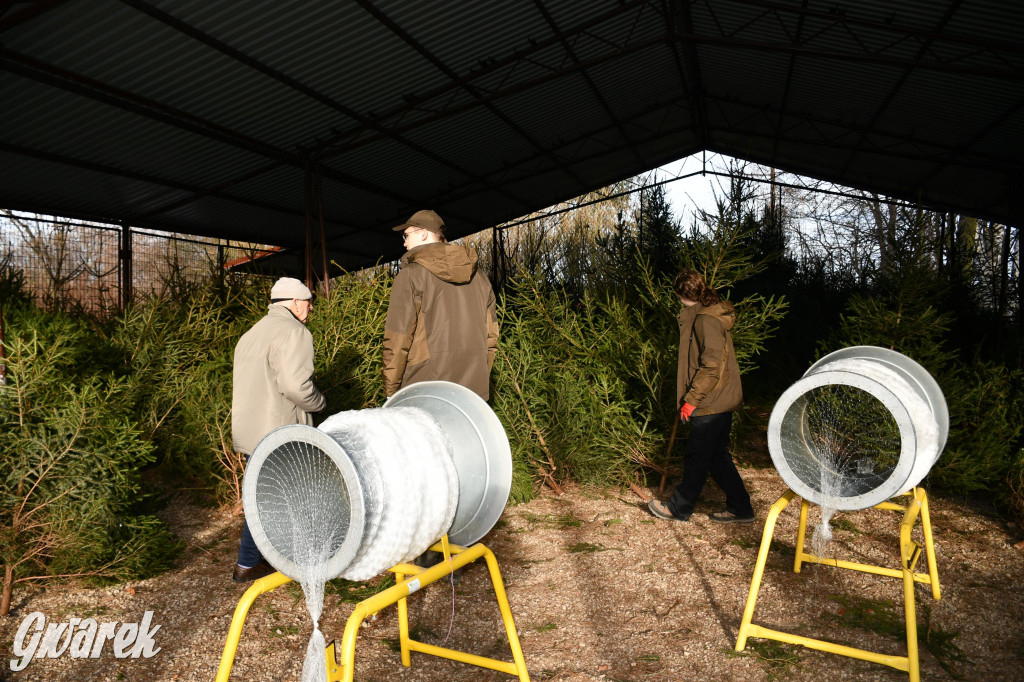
[270,277,313,301]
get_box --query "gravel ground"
[4,463,1024,681]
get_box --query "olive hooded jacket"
[382,242,499,400]
[677,300,743,417]
[231,304,326,454]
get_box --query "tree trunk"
[1018,225,1023,334]
[1,564,13,616]
[998,223,1011,317]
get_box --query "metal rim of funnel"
[385,381,512,547]
[242,424,367,583]
[768,369,919,510]
[807,345,949,456]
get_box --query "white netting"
[769,348,947,512]
[820,359,940,474]
[317,406,458,580]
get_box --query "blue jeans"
[668,412,753,519]
[237,455,263,568]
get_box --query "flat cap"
[270,277,313,301]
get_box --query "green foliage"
[487,181,787,498]
[491,266,675,497]
[306,267,393,412]
[823,292,1024,511]
[682,189,790,375]
[324,574,395,603]
[0,301,180,613]
[729,640,802,680]
[106,279,265,500]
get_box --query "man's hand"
[680,403,696,422]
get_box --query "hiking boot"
[232,560,275,583]
[647,499,690,522]
[708,510,756,524]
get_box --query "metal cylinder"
[767,346,948,510]
[241,381,513,583]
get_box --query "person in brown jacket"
[231,277,326,581]
[648,269,755,524]
[383,209,499,400]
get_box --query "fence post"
[218,241,226,293]
[0,286,6,386]
[119,221,133,309]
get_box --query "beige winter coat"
[382,242,499,400]
[232,304,325,454]
[677,300,743,416]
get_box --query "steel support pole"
[315,166,330,296]
[119,221,132,309]
[303,162,314,290]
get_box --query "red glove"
[680,403,696,422]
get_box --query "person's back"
[232,304,324,454]
[383,210,498,401]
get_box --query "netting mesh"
[784,384,902,499]
[253,441,351,567]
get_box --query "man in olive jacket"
[383,210,499,400]
[231,277,326,582]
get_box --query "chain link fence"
[1,210,275,315]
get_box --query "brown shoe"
[232,561,275,583]
[708,510,755,524]
[647,499,690,522]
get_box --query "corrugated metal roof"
[1,0,1021,276]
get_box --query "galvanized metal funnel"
[767,346,948,510]
[384,380,513,547]
[241,381,512,583]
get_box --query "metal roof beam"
[532,0,647,167]
[706,123,1012,175]
[916,94,1024,189]
[315,22,1019,168]
[660,0,697,126]
[674,0,709,148]
[0,48,428,208]
[664,31,1022,80]
[0,47,295,162]
[117,0,533,213]
[416,98,698,209]
[0,0,70,33]
[0,141,299,218]
[839,0,966,178]
[353,0,591,193]
[413,83,1014,217]
[769,0,809,169]
[313,0,654,160]
[318,33,669,162]
[724,0,1024,57]
[705,92,1017,169]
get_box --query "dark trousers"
[668,411,753,519]
[237,455,263,568]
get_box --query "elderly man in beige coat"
[231,277,325,582]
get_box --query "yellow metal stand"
[735,487,939,682]
[215,538,529,682]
